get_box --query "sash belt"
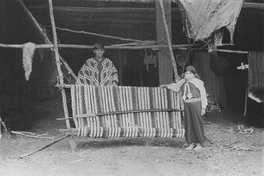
[184,98,201,103]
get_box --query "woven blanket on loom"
[72,85,183,115]
[248,51,264,90]
[70,85,184,138]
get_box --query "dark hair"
[184,65,200,78]
[184,65,196,74]
[93,43,104,50]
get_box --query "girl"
[163,65,207,151]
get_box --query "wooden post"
[18,0,78,81]
[48,0,70,129]
[156,0,179,85]
[118,50,123,86]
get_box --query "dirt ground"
[0,99,263,176]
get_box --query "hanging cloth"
[248,51,264,90]
[176,0,243,47]
[248,91,264,103]
[247,51,264,103]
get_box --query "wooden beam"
[243,2,264,9]
[158,0,179,82]
[48,0,71,129]
[217,49,248,54]
[0,43,197,49]
[56,108,183,121]
[156,0,174,85]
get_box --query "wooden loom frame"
[47,0,184,130]
[59,84,185,138]
[47,0,186,138]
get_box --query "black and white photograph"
[0,0,263,175]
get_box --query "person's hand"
[201,108,206,116]
[159,84,167,89]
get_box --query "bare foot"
[183,142,188,148]
[185,143,195,150]
[193,143,203,151]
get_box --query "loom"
[60,84,185,139]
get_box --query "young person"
[162,65,207,151]
[77,43,118,86]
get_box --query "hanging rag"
[22,42,36,81]
[143,49,157,71]
[247,51,264,103]
[248,91,264,103]
[248,51,264,90]
[176,0,243,50]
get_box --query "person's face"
[94,48,105,58]
[184,71,195,81]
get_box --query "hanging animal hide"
[176,0,243,49]
[22,42,36,81]
[208,29,224,52]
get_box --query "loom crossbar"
[64,84,185,138]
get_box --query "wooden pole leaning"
[158,0,180,82]
[48,0,70,129]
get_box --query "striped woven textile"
[70,85,185,138]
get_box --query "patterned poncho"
[77,57,118,86]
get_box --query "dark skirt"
[184,100,205,146]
